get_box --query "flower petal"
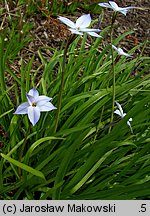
[115,101,125,117]
[118,48,124,54]
[27,106,40,126]
[81,28,101,32]
[112,45,118,51]
[114,109,122,117]
[68,28,83,35]
[118,8,128,15]
[127,119,133,133]
[109,1,119,11]
[36,99,52,107]
[127,120,131,126]
[14,102,29,114]
[28,88,39,99]
[118,48,131,57]
[26,94,35,105]
[98,3,112,9]
[58,16,76,28]
[118,6,135,15]
[112,45,131,57]
[87,31,102,38]
[36,95,52,105]
[99,2,135,15]
[39,101,57,112]
[76,14,91,28]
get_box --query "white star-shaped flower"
[98,1,136,15]
[112,45,131,57]
[58,14,102,38]
[114,101,133,132]
[14,88,56,126]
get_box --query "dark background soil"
[101,0,150,53]
[0,1,149,81]
[1,1,149,60]
[27,1,150,82]
[21,0,149,73]
[29,0,150,57]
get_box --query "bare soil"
[29,0,150,53]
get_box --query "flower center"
[76,27,80,31]
[32,102,37,107]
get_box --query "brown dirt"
[0,1,149,94]
[9,1,149,59]
[19,0,149,78]
[0,1,150,87]
[100,0,150,54]
[1,1,149,66]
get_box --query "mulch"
[1,1,149,70]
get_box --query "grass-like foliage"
[0,1,150,200]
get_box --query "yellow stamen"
[32,102,37,107]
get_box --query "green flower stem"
[18,126,30,177]
[0,68,6,93]
[54,35,76,133]
[93,105,104,142]
[108,12,117,133]
[0,36,6,94]
[0,35,9,109]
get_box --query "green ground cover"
[0,1,150,200]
